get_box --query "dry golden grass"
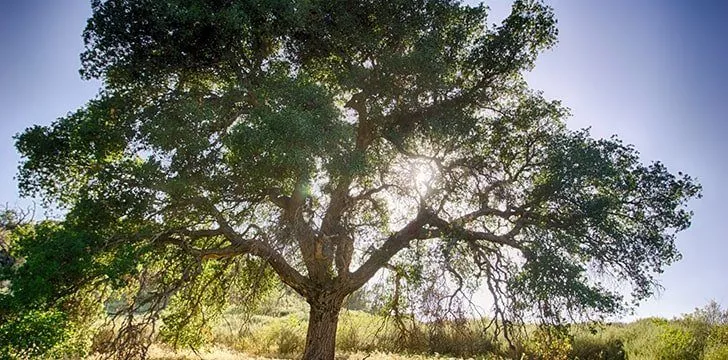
[145,345,481,360]
[146,345,273,360]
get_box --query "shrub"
[570,333,625,360]
[0,310,69,359]
[205,301,728,360]
[704,344,728,360]
[421,320,500,357]
[230,312,306,357]
[708,324,728,345]
[277,324,304,356]
[336,311,381,352]
[90,325,116,355]
[518,327,572,360]
[656,323,701,360]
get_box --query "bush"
[704,324,728,360]
[571,333,625,360]
[656,323,702,360]
[0,310,69,359]
[277,324,304,356]
[90,325,116,355]
[704,344,728,360]
[204,301,728,360]
[708,324,728,345]
[516,327,572,360]
[229,312,306,357]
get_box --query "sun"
[411,161,436,194]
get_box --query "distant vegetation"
[139,297,728,360]
[5,284,721,360]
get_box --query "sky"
[0,1,726,320]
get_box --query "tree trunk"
[302,294,344,360]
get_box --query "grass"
[206,307,503,359]
[146,346,485,360]
[99,314,727,360]
[79,299,728,359]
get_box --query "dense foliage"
[2,0,700,358]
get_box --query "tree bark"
[302,293,344,360]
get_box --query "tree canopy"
[2,0,700,359]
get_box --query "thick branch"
[318,91,373,280]
[427,214,524,250]
[263,188,291,209]
[347,210,432,291]
[167,199,314,296]
[161,230,311,297]
[234,239,312,297]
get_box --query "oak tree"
[4,0,700,359]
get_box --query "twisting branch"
[155,199,313,297]
[427,214,524,251]
[347,209,433,291]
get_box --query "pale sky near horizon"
[1,1,726,320]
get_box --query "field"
[84,297,728,360]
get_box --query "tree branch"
[347,209,433,291]
[162,199,314,297]
[427,214,524,251]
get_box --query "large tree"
[4,0,700,359]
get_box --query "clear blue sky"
[0,1,726,320]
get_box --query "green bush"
[613,318,663,360]
[708,324,728,345]
[0,310,69,360]
[570,333,625,360]
[704,344,728,360]
[656,323,702,360]
[704,324,728,360]
[527,328,572,360]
